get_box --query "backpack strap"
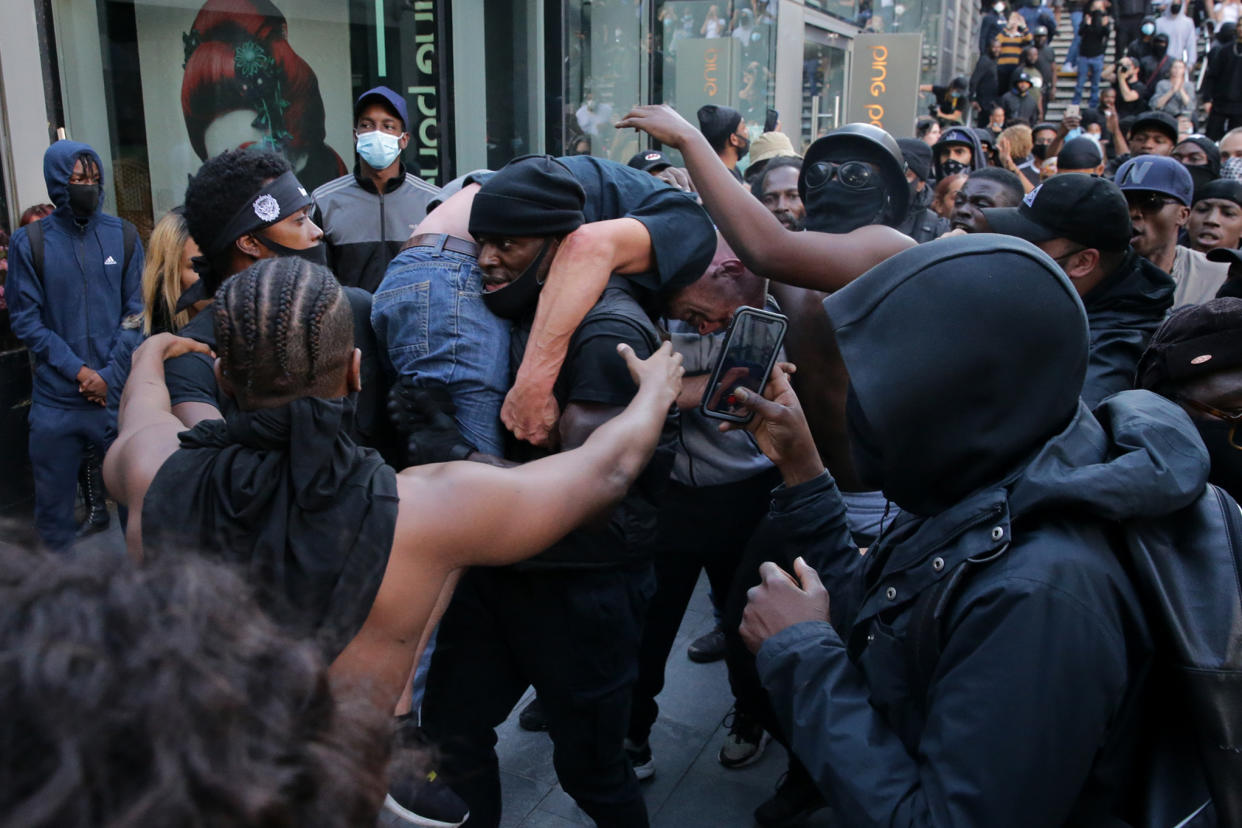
[26,219,44,289]
[121,220,137,272]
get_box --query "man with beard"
[751,157,805,231]
[698,104,750,182]
[616,105,914,825]
[1185,179,1242,254]
[933,125,988,180]
[1201,21,1242,140]
[985,172,1174,405]
[950,167,1026,232]
[898,138,951,241]
[1117,155,1230,306]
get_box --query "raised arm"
[103,334,214,558]
[615,105,914,291]
[502,217,655,446]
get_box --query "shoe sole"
[718,732,772,769]
[686,648,726,663]
[382,793,469,828]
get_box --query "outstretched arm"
[334,341,682,710]
[103,334,214,558]
[615,105,914,291]
[502,217,655,446]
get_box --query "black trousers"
[627,469,781,744]
[1206,109,1242,141]
[421,564,655,828]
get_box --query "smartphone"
[1065,104,1081,121]
[700,307,788,423]
[764,108,779,133]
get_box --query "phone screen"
[765,108,779,133]
[701,308,788,422]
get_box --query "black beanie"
[697,105,743,152]
[897,138,932,182]
[469,155,586,238]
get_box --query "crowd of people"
[1,16,1241,826]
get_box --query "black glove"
[387,379,477,466]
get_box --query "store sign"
[404,0,440,184]
[845,33,922,138]
[674,38,741,119]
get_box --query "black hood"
[824,234,1088,516]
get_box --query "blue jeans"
[372,241,511,457]
[1065,9,1083,65]
[1073,54,1103,107]
[29,402,107,550]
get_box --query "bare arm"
[171,400,223,427]
[103,334,214,558]
[615,105,914,291]
[332,341,682,710]
[502,217,655,446]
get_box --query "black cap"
[1196,178,1242,208]
[1033,121,1060,136]
[1014,70,1033,85]
[1136,298,1242,392]
[897,138,932,182]
[982,172,1132,252]
[1129,110,1179,144]
[697,105,743,152]
[1058,136,1104,171]
[468,155,586,238]
[627,149,673,173]
[800,123,910,225]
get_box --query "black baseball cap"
[627,149,673,173]
[1136,298,1242,392]
[1058,136,1104,171]
[982,173,1132,252]
[1128,111,1179,145]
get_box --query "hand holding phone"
[700,307,788,423]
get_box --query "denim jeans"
[372,241,511,457]
[1065,9,1084,65]
[1073,54,1103,107]
[29,402,107,550]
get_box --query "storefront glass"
[50,0,458,236]
[800,30,849,150]
[563,0,779,167]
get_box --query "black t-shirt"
[163,285,398,462]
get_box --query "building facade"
[0,0,979,236]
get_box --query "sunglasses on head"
[804,160,879,190]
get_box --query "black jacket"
[968,53,1000,118]
[1081,249,1175,408]
[1201,42,1242,112]
[749,237,1206,825]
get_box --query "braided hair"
[213,257,354,408]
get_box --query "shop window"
[801,32,848,150]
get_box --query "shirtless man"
[103,257,684,717]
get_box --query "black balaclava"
[1153,35,1169,58]
[846,386,884,489]
[803,155,887,234]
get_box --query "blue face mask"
[356,130,403,170]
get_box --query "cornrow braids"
[213,257,354,409]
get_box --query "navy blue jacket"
[7,141,143,408]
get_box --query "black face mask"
[1031,143,1050,161]
[256,235,328,267]
[1170,3,1182,13]
[67,184,99,219]
[804,179,887,233]
[482,239,552,320]
[1195,421,1242,499]
[940,158,970,177]
[1153,41,1169,57]
[846,386,884,490]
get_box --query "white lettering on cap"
[253,194,280,222]
[1023,184,1041,208]
[645,152,661,161]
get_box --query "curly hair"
[183,147,290,293]
[213,256,354,408]
[0,539,389,827]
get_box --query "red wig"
[181,0,329,161]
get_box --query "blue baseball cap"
[354,86,408,130]
[1115,155,1194,206]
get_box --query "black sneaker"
[518,696,549,732]
[383,770,469,828]
[717,708,770,769]
[753,770,827,828]
[686,626,727,663]
[624,737,655,781]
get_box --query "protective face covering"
[356,130,403,170]
[67,184,99,219]
[804,177,886,233]
[1170,3,1182,14]
[846,386,884,490]
[1196,420,1242,498]
[1153,40,1169,57]
[257,235,329,267]
[1032,143,1050,161]
[940,158,970,177]
[481,239,552,320]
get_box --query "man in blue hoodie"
[6,141,143,550]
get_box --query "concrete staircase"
[1046,18,1115,121]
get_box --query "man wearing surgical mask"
[312,86,442,293]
